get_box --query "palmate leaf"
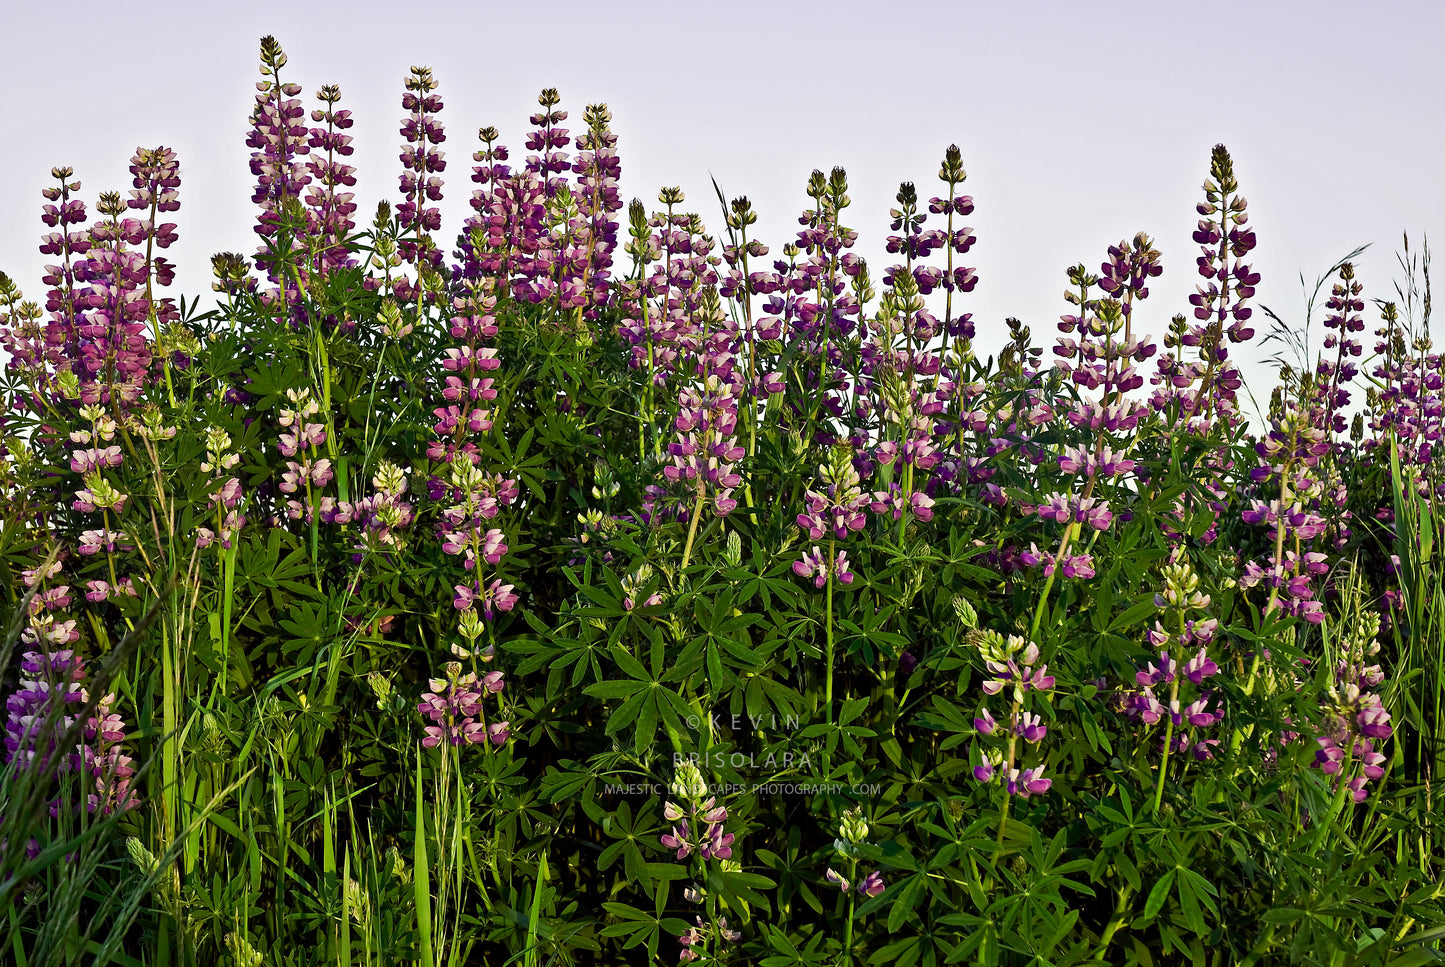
[759,922,836,966]
[598,901,672,961]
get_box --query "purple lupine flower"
[701,822,734,860]
[793,546,855,589]
[678,920,704,962]
[677,915,741,963]
[1182,647,1219,684]
[659,791,735,866]
[324,462,416,561]
[869,482,935,523]
[4,569,140,816]
[661,820,693,859]
[1239,411,1337,624]
[972,749,999,783]
[1364,297,1444,500]
[275,388,333,524]
[825,868,885,897]
[247,37,311,286]
[1357,702,1392,740]
[126,146,182,332]
[1136,651,1178,687]
[4,167,90,402]
[84,693,138,814]
[70,189,159,408]
[418,661,505,749]
[396,65,446,270]
[971,632,1054,796]
[1007,766,1052,798]
[543,100,622,317]
[1145,147,1259,548]
[796,451,871,540]
[82,579,136,603]
[1016,711,1047,743]
[300,84,359,279]
[617,188,722,392]
[428,286,518,622]
[664,367,745,520]
[1122,560,1224,757]
[6,650,86,771]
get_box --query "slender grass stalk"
[523,849,547,967]
[414,752,434,967]
[341,850,353,967]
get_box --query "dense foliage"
[1,35,1443,967]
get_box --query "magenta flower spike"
[247,37,311,286]
[3,566,139,816]
[970,631,1054,798]
[303,84,358,279]
[397,65,446,271]
[418,661,506,750]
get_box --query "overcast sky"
[2,0,1440,429]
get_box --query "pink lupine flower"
[1357,702,1392,740]
[480,529,507,564]
[1136,651,1178,687]
[793,546,855,589]
[1016,711,1047,743]
[1005,766,1052,797]
[661,820,693,859]
[69,446,123,474]
[858,871,886,897]
[418,662,505,749]
[77,529,131,556]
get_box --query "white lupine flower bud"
[671,761,707,801]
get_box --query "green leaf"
[1142,867,1175,921]
[1175,869,1205,937]
[1108,596,1159,634]
[585,680,646,700]
[887,874,925,932]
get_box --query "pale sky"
[3,0,1441,429]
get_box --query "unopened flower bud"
[671,761,707,801]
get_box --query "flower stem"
[825,537,836,729]
[842,855,858,965]
[1093,884,1133,961]
[1154,675,1181,815]
[680,481,707,572]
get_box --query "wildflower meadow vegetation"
[3,35,1445,966]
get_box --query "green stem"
[995,792,1011,849]
[1153,674,1181,816]
[1093,884,1133,960]
[897,459,914,546]
[1308,739,1356,855]
[1028,519,1079,643]
[825,537,836,727]
[680,483,707,572]
[841,854,858,965]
